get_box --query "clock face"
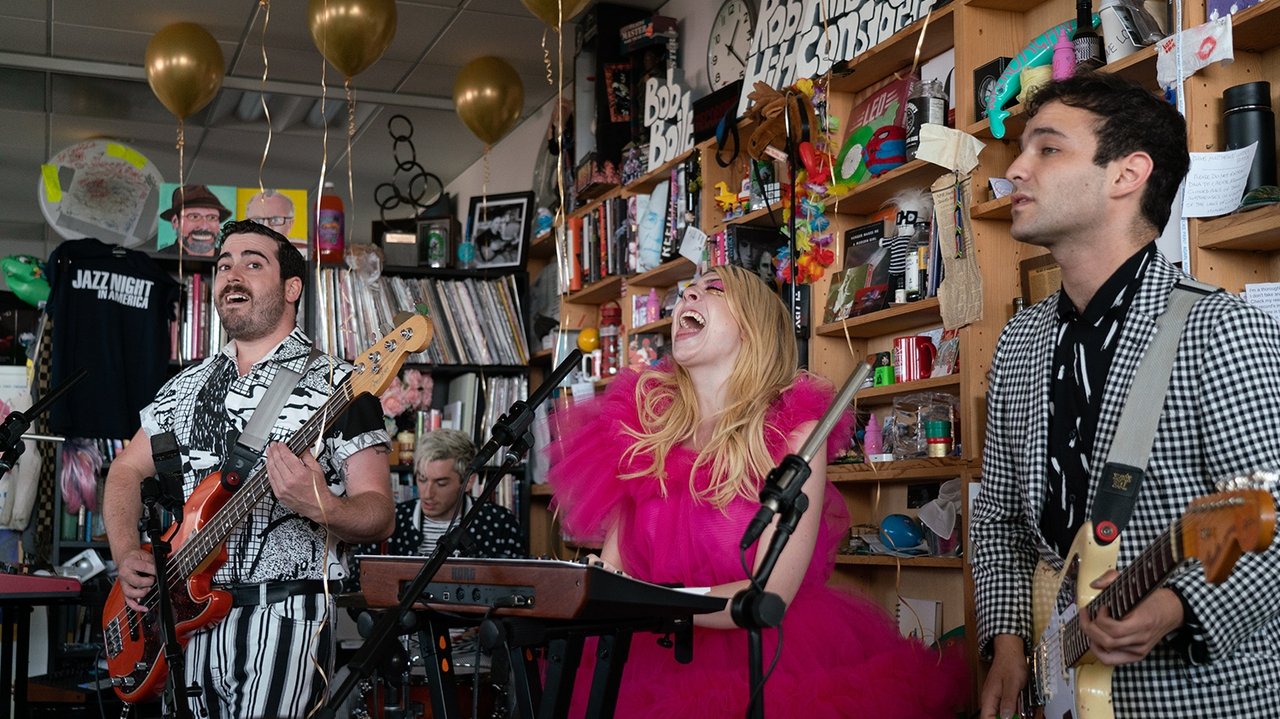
[706,0,755,91]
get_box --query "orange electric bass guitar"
[101,315,433,703]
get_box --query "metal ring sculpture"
[374,114,445,225]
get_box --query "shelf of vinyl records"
[309,266,530,367]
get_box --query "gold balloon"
[453,57,524,146]
[308,0,397,79]
[519,0,590,27]
[144,23,225,119]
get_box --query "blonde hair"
[620,265,799,508]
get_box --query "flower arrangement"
[380,368,433,418]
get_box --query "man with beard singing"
[103,220,395,718]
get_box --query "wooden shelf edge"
[815,297,942,338]
[565,275,624,304]
[531,482,553,496]
[570,187,623,219]
[829,5,956,95]
[855,374,961,404]
[829,457,970,482]
[1195,204,1280,251]
[971,195,1012,220]
[624,147,694,195]
[632,317,673,334]
[834,554,963,568]
[530,230,555,260]
[629,257,695,287]
[825,159,949,216]
[1230,0,1280,53]
[707,205,782,238]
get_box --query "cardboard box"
[620,15,678,52]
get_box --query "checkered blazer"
[971,251,1280,717]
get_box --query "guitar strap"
[220,348,324,491]
[1090,278,1217,545]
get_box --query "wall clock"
[706,0,756,91]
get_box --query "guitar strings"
[107,377,356,627]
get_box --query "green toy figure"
[1,255,51,307]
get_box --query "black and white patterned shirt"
[1042,243,1154,556]
[385,495,523,559]
[140,327,389,584]
[974,251,1280,716]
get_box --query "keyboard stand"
[411,610,695,719]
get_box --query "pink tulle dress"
[547,368,968,718]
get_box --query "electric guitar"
[101,315,433,703]
[1023,484,1276,719]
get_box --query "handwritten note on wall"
[1181,144,1257,217]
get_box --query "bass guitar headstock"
[350,313,434,398]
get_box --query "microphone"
[740,359,874,550]
[0,367,88,474]
[476,348,582,459]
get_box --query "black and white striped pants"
[183,594,334,718]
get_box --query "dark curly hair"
[1025,71,1189,233]
[216,219,307,308]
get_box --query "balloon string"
[315,7,330,370]
[257,0,273,192]
[176,121,186,281]
[346,79,356,261]
[552,0,566,281]
[542,29,553,88]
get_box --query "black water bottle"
[1224,81,1277,194]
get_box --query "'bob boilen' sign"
[737,0,935,116]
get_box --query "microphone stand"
[731,360,872,719]
[139,476,195,719]
[0,367,86,476]
[319,350,583,718]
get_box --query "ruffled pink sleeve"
[544,369,647,545]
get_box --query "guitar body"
[1031,522,1118,719]
[102,472,235,703]
[1024,487,1275,719]
[99,315,434,704]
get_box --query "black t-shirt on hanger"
[45,238,181,438]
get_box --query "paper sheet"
[1181,144,1257,217]
[916,124,986,175]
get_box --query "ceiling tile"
[0,17,47,54]
[0,0,48,21]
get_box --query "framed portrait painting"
[467,191,534,270]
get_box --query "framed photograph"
[467,191,534,270]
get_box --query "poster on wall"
[738,0,936,116]
[236,188,310,254]
[156,183,237,257]
[38,140,163,248]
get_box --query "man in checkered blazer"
[972,72,1280,718]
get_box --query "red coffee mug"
[893,335,937,382]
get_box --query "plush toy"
[987,15,1100,139]
[798,142,832,186]
[1,255,50,308]
[865,125,907,176]
[713,181,739,212]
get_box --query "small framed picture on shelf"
[467,191,534,270]
[604,63,632,123]
[1020,253,1060,306]
[851,283,891,316]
